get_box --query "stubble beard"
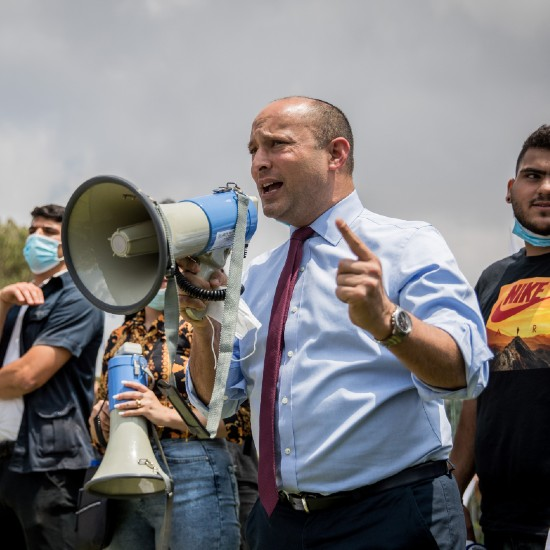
[513,198,550,236]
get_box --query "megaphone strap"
[207,190,250,437]
[150,424,174,550]
[92,399,109,449]
[152,201,181,385]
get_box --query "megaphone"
[61,175,258,315]
[85,345,168,497]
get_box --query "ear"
[327,137,350,171]
[506,178,514,203]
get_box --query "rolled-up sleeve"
[390,225,492,400]
[185,340,248,417]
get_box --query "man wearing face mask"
[451,125,550,549]
[0,204,105,550]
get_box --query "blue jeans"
[106,438,240,550]
[226,440,259,549]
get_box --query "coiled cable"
[174,268,244,301]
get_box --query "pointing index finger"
[336,218,372,260]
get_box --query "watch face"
[395,309,412,334]
[375,307,412,347]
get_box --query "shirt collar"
[291,190,364,246]
[38,268,68,288]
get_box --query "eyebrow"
[247,129,272,148]
[248,128,292,151]
[519,167,550,176]
[28,224,60,232]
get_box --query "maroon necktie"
[258,226,314,516]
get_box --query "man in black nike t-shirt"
[451,124,550,550]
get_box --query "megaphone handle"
[183,255,225,321]
[186,309,207,321]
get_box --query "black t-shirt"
[474,249,550,537]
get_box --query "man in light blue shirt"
[180,96,491,549]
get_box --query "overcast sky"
[1,0,549,286]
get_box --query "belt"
[0,440,15,459]
[159,429,197,442]
[279,459,452,513]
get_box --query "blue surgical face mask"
[147,288,166,311]
[23,234,63,274]
[512,219,550,248]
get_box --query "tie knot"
[291,226,315,242]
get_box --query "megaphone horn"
[61,175,258,315]
[85,347,167,497]
[85,411,166,497]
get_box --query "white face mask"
[23,234,63,274]
[147,288,166,311]
[206,298,262,340]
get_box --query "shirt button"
[300,266,305,272]
[223,395,228,401]
[291,306,298,314]
[284,448,291,455]
[287,351,293,358]
[281,397,288,405]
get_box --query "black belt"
[0,440,15,459]
[278,459,452,513]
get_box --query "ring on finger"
[135,399,142,408]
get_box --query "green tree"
[0,219,30,287]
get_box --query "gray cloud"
[1,0,549,284]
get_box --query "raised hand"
[335,218,394,339]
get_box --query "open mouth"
[262,181,283,194]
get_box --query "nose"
[251,147,270,179]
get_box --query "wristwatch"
[375,306,413,348]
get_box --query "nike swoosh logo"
[491,295,550,323]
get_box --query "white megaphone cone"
[85,410,166,497]
[85,345,168,497]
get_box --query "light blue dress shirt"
[187,191,491,495]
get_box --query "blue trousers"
[227,440,259,549]
[246,472,466,550]
[106,438,240,550]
